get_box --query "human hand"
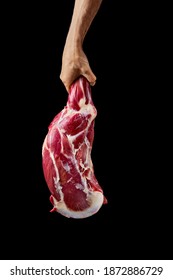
[60,47,96,93]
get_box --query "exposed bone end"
[50,191,104,219]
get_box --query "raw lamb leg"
[42,76,107,218]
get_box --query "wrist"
[64,36,83,56]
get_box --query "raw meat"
[42,76,107,218]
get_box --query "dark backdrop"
[1,0,171,260]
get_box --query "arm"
[60,0,103,92]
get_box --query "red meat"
[42,76,107,218]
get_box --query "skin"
[60,0,103,93]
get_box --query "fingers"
[60,55,97,92]
[60,71,96,93]
[83,70,96,87]
[61,74,96,93]
[81,62,96,86]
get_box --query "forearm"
[65,0,103,48]
[60,0,102,91]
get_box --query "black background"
[1,0,172,260]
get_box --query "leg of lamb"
[42,76,107,218]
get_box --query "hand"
[60,46,96,93]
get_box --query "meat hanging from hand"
[42,76,107,218]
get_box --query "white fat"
[58,108,75,122]
[42,135,48,154]
[66,133,81,145]
[51,191,104,219]
[54,178,64,202]
[49,151,64,201]
[75,183,83,190]
[50,151,60,182]
[78,97,86,107]
[79,160,86,170]
[62,163,71,172]
[79,104,96,120]
[58,100,96,125]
